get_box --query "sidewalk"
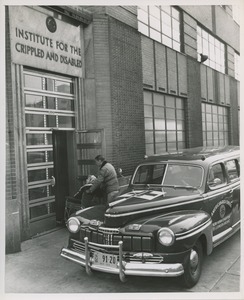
[4,226,241,295]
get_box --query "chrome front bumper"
[60,237,184,281]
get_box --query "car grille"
[70,239,164,263]
[79,226,153,252]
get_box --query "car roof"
[143,146,240,165]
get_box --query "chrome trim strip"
[176,219,212,240]
[98,227,120,234]
[213,228,232,244]
[232,220,241,228]
[213,222,240,246]
[203,183,239,200]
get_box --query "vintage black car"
[60,146,240,288]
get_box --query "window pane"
[167,131,176,142]
[165,96,175,108]
[144,91,153,105]
[57,98,74,111]
[172,7,179,20]
[58,116,75,128]
[30,202,55,219]
[56,81,73,94]
[177,120,184,130]
[154,93,164,106]
[28,168,53,183]
[24,74,42,90]
[27,151,46,164]
[138,22,149,36]
[149,16,160,31]
[26,134,45,146]
[149,6,160,18]
[46,78,55,91]
[155,131,166,142]
[145,131,154,143]
[144,105,153,117]
[166,108,176,119]
[45,97,56,109]
[29,186,49,201]
[162,35,172,47]
[176,98,184,109]
[25,95,43,108]
[154,106,165,118]
[176,109,184,119]
[46,115,56,127]
[145,118,153,130]
[156,143,166,153]
[167,120,176,130]
[150,28,161,42]
[138,9,148,24]
[28,169,47,182]
[167,142,176,150]
[26,114,44,127]
[146,143,154,155]
[161,6,170,14]
[155,119,165,130]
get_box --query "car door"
[224,158,240,229]
[204,162,234,243]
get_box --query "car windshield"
[132,163,203,188]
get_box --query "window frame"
[197,25,226,74]
[137,5,182,52]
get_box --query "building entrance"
[23,68,76,236]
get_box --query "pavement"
[3,226,243,299]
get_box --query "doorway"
[52,130,77,224]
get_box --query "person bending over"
[87,155,119,204]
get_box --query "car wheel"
[182,240,203,288]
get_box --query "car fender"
[123,210,213,255]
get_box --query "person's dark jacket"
[89,161,119,194]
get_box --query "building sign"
[9,6,83,77]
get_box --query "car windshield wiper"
[132,183,199,191]
[162,184,199,190]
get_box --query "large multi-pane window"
[24,69,75,222]
[202,103,229,146]
[138,6,181,52]
[144,91,186,155]
[234,52,240,80]
[197,26,225,73]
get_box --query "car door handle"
[51,176,56,187]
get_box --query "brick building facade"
[5,5,240,252]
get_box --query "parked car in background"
[61,146,240,288]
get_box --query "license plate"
[93,251,118,268]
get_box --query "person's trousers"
[107,191,119,203]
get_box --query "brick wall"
[186,57,203,148]
[109,17,145,175]
[5,7,21,253]
[92,15,113,161]
[229,78,239,145]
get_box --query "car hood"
[104,189,203,227]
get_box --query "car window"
[208,163,226,188]
[225,159,239,181]
[133,164,166,184]
[163,164,203,187]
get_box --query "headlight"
[67,217,80,233]
[158,228,175,246]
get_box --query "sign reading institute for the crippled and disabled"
[9,6,83,77]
